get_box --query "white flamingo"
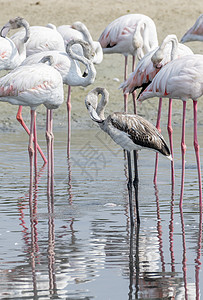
[0,16,29,70]
[98,14,158,112]
[181,14,203,43]
[57,21,103,65]
[120,34,193,183]
[0,58,64,207]
[138,54,203,208]
[21,39,96,157]
[9,19,65,56]
[0,16,65,163]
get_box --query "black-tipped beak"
[0,24,10,38]
[88,106,103,123]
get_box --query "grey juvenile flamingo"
[85,87,172,226]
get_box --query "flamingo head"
[151,49,164,69]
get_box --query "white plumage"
[57,21,103,64]
[0,62,64,110]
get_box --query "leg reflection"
[180,207,188,299]
[195,204,202,300]
[47,193,57,296]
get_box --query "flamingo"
[98,14,158,112]
[180,14,203,43]
[0,58,64,209]
[21,39,96,157]
[120,34,193,183]
[57,21,103,65]
[0,16,66,163]
[138,54,203,208]
[0,16,29,70]
[8,18,65,56]
[85,87,172,226]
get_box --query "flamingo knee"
[194,140,200,152]
[28,144,34,158]
[181,142,187,155]
[167,124,173,136]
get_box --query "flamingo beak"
[0,23,10,38]
[88,105,103,123]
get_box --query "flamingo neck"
[95,87,109,120]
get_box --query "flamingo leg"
[180,101,187,208]
[33,114,37,176]
[46,109,51,197]
[124,56,128,112]
[16,105,47,164]
[167,98,175,185]
[193,100,202,208]
[67,85,71,158]
[28,109,35,216]
[154,98,162,184]
[132,55,137,114]
[127,151,134,228]
[50,110,54,200]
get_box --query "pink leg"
[167,98,175,185]
[67,85,71,158]
[124,56,128,113]
[28,110,35,216]
[33,115,37,176]
[154,98,162,184]
[180,101,187,208]
[50,110,54,199]
[17,106,47,164]
[193,100,202,208]
[132,55,137,114]
[46,109,54,199]
[46,109,51,197]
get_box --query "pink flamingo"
[121,34,193,183]
[181,14,203,43]
[57,22,102,155]
[57,21,103,65]
[0,17,28,70]
[138,54,203,208]
[98,14,158,113]
[21,39,96,157]
[0,59,64,208]
[0,16,65,163]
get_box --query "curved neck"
[95,87,109,120]
[20,18,30,44]
[66,39,90,65]
[66,39,96,86]
[159,34,179,60]
[72,22,94,46]
[132,21,144,59]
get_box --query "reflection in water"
[67,156,73,205]
[195,205,202,300]
[154,184,165,272]
[169,186,175,273]
[129,183,182,299]
[180,206,188,300]
[47,194,57,297]
[0,127,202,299]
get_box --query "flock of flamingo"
[0,13,202,226]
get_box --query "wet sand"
[0,0,202,132]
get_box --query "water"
[0,125,202,299]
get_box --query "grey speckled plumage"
[85,87,172,160]
[108,112,170,157]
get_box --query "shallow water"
[0,125,202,299]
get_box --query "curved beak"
[88,105,103,123]
[0,23,10,38]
